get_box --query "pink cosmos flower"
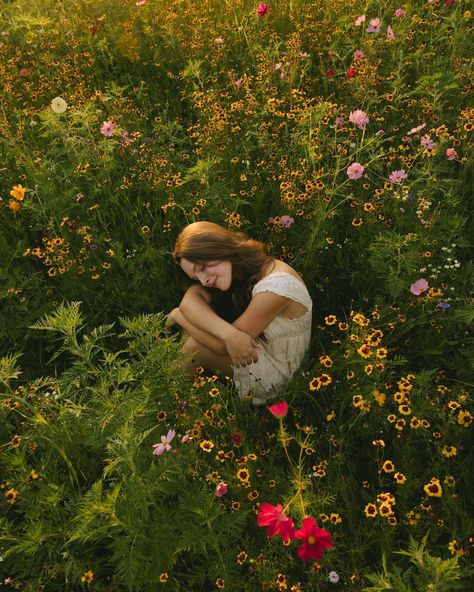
[349,109,369,130]
[335,117,344,128]
[257,502,295,543]
[214,37,224,43]
[152,429,176,456]
[257,2,269,16]
[346,68,357,78]
[366,18,381,33]
[420,135,436,149]
[136,0,147,5]
[215,482,228,497]
[389,169,407,183]
[354,50,365,60]
[100,121,117,137]
[280,215,294,228]
[446,148,458,160]
[386,25,395,40]
[268,401,289,418]
[347,162,365,180]
[325,69,335,77]
[407,123,426,135]
[355,15,366,26]
[295,517,333,562]
[410,279,429,295]
[395,8,406,17]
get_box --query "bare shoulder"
[263,260,306,285]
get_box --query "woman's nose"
[197,272,209,286]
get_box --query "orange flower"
[8,199,21,212]
[10,184,25,200]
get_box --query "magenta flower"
[257,2,269,16]
[395,8,405,17]
[349,109,369,130]
[389,169,407,183]
[257,502,295,543]
[295,518,332,562]
[410,279,429,296]
[268,401,289,418]
[366,18,381,33]
[215,482,228,497]
[446,148,458,160]
[347,162,365,180]
[152,429,176,456]
[280,215,294,228]
[100,121,117,137]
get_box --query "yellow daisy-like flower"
[357,344,371,358]
[10,184,26,201]
[378,502,394,517]
[215,578,225,589]
[324,315,337,325]
[236,468,250,484]
[199,440,214,452]
[80,570,94,584]
[382,460,395,473]
[237,551,248,564]
[394,472,406,484]
[457,409,472,427]
[441,445,457,458]
[159,572,169,583]
[423,477,443,497]
[448,540,465,557]
[5,488,17,504]
[364,503,377,518]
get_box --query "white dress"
[233,271,313,405]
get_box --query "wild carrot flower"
[257,502,295,542]
[152,429,176,456]
[294,518,332,561]
[347,162,365,179]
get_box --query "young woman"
[167,221,312,405]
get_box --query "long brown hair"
[173,221,274,315]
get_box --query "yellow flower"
[394,472,406,484]
[5,488,17,504]
[441,445,457,458]
[236,468,250,484]
[216,578,225,589]
[10,184,26,200]
[423,477,443,497]
[199,440,214,452]
[382,460,395,473]
[458,409,472,427]
[80,570,94,584]
[357,344,371,358]
[324,315,337,325]
[159,572,168,583]
[364,503,377,518]
[448,540,465,557]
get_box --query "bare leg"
[181,336,234,378]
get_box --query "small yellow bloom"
[80,570,94,584]
[10,184,26,200]
[423,477,443,497]
[442,445,457,458]
[8,199,21,212]
[159,572,168,583]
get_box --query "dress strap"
[252,272,312,310]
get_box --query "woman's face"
[180,258,232,291]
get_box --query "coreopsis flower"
[364,503,377,517]
[50,96,67,113]
[294,518,332,561]
[268,401,288,418]
[80,571,94,584]
[257,502,295,543]
[152,429,176,456]
[423,477,443,497]
[100,120,117,137]
[410,278,429,295]
[349,109,369,129]
[347,162,365,179]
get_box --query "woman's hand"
[165,307,181,331]
[224,327,260,368]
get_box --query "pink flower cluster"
[257,503,333,561]
[349,109,369,129]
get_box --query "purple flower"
[437,302,451,310]
[410,279,429,295]
[152,429,176,456]
[347,162,365,180]
[389,169,407,183]
[100,121,117,137]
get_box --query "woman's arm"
[178,285,261,365]
[168,307,228,355]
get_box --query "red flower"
[325,69,335,77]
[257,2,269,16]
[257,502,295,543]
[346,68,357,78]
[268,401,288,418]
[295,517,332,561]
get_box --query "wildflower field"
[1,0,473,590]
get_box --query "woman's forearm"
[179,286,238,342]
[173,309,227,355]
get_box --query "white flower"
[51,97,67,114]
[328,571,340,584]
